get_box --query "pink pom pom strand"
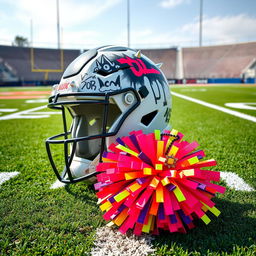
[95,129,226,235]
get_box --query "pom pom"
[95,129,226,235]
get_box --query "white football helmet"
[46,45,171,183]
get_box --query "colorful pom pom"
[94,129,226,235]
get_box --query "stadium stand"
[0,57,19,82]
[183,42,256,82]
[140,48,177,80]
[0,42,256,85]
[0,45,80,85]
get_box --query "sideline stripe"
[172,92,256,123]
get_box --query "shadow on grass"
[153,197,256,255]
[64,182,97,207]
[64,182,256,254]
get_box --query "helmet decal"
[81,75,97,91]
[81,73,121,92]
[98,75,121,92]
[164,107,171,123]
[117,56,160,77]
[117,55,168,106]
[77,53,168,106]
[94,55,120,75]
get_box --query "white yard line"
[172,92,256,123]
[0,105,60,120]
[220,172,254,191]
[0,108,18,112]
[0,105,47,120]
[26,99,48,103]
[0,172,20,186]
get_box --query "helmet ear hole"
[141,110,158,126]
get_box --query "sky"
[1,0,256,49]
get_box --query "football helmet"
[46,45,172,183]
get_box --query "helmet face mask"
[46,46,172,183]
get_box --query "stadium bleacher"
[0,42,256,85]
[0,45,80,85]
[0,57,19,82]
[139,48,177,80]
[183,42,256,81]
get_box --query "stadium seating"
[0,57,19,82]
[1,42,256,85]
[183,42,256,79]
[140,48,177,79]
[0,45,80,85]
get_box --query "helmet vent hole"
[141,110,158,126]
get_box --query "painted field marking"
[181,88,207,92]
[172,92,256,123]
[26,99,48,103]
[0,91,51,95]
[0,96,48,99]
[220,172,254,191]
[0,108,18,112]
[0,108,18,115]
[0,105,60,120]
[0,172,20,186]
[225,103,256,110]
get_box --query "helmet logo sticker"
[57,82,70,91]
[98,75,121,92]
[117,56,160,77]
[81,73,121,92]
[81,75,97,90]
[94,55,120,75]
[117,55,167,106]
[164,107,171,123]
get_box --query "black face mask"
[70,103,121,160]
[45,88,141,183]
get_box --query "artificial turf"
[0,85,255,255]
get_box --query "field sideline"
[0,84,255,255]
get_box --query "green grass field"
[0,84,255,255]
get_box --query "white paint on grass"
[0,172,20,186]
[225,102,256,110]
[0,108,18,112]
[50,179,66,189]
[26,99,48,103]
[181,88,207,92]
[91,226,155,256]
[0,105,60,120]
[220,172,254,192]
[172,92,256,122]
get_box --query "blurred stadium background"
[1,41,256,86]
[1,0,256,87]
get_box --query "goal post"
[30,47,64,80]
